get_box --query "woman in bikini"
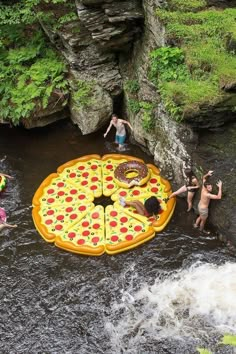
[120,196,161,219]
[169,163,200,211]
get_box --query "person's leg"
[199,216,207,232]
[3,223,17,228]
[169,185,187,199]
[117,135,126,151]
[194,215,201,228]
[125,200,146,216]
[187,191,194,212]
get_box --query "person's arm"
[120,119,133,131]
[202,170,213,183]
[187,177,200,190]
[103,121,113,138]
[0,173,13,179]
[207,180,223,200]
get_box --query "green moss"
[151,5,236,120]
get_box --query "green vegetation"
[140,101,155,132]
[0,27,68,125]
[150,3,236,120]
[72,80,94,108]
[125,80,140,94]
[0,0,80,125]
[127,98,140,114]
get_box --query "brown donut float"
[114,160,150,188]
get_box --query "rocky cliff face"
[33,0,236,242]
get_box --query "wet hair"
[184,168,194,179]
[144,196,161,215]
[112,114,118,119]
[204,181,212,188]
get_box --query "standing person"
[103,114,133,151]
[119,196,161,219]
[0,207,17,231]
[169,162,200,211]
[194,170,222,234]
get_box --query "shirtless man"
[104,114,133,151]
[194,170,222,233]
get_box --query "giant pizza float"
[32,154,175,256]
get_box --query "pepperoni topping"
[47,189,54,194]
[58,191,65,196]
[65,197,73,202]
[92,237,99,243]
[126,235,133,241]
[57,182,64,187]
[57,215,64,221]
[79,205,86,211]
[91,177,98,182]
[111,235,118,242]
[78,194,85,200]
[119,191,127,197]
[91,165,98,170]
[69,173,76,178]
[78,166,85,170]
[151,187,158,193]
[150,178,157,184]
[82,221,89,227]
[81,181,88,186]
[45,219,53,225]
[82,230,90,237]
[120,227,128,233]
[90,185,97,190]
[82,172,89,178]
[134,225,142,232]
[110,221,117,227]
[106,164,113,170]
[92,212,99,219]
[120,217,128,223]
[70,214,77,220]
[107,184,114,189]
[47,210,54,215]
[132,190,140,196]
[47,198,55,204]
[68,232,76,239]
[55,224,63,230]
[70,189,77,195]
[77,239,85,244]
[66,207,73,213]
[93,223,100,229]
[106,176,113,181]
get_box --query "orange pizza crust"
[32,154,176,255]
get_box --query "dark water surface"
[0,120,235,354]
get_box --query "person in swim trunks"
[0,207,17,230]
[103,114,133,151]
[169,162,200,211]
[119,196,161,219]
[194,170,222,234]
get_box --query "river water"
[0,120,235,354]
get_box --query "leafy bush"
[140,101,155,132]
[0,29,68,125]
[125,80,140,94]
[152,5,236,120]
[72,80,94,107]
[127,98,140,114]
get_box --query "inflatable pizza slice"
[57,155,103,198]
[32,202,94,242]
[55,205,105,256]
[32,173,94,208]
[101,154,145,197]
[105,204,155,255]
